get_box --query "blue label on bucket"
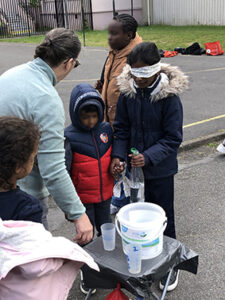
[142,237,160,247]
[122,237,160,247]
[122,225,128,232]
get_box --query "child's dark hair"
[81,104,98,114]
[113,14,138,39]
[34,28,81,67]
[0,117,40,190]
[127,42,161,66]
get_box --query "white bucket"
[115,203,167,260]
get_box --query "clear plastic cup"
[125,243,142,274]
[101,223,115,251]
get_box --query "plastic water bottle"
[130,148,144,203]
[114,161,124,181]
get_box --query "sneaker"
[110,204,120,215]
[217,142,225,154]
[159,269,180,292]
[80,271,96,295]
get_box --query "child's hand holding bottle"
[110,158,125,179]
[128,153,145,167]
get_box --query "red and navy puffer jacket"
[65,84,114,204]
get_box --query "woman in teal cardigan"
[0,28,92,245]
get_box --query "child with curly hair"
[0,116,42,223]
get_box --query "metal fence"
[152,0,225,25]
[0,0,93,38]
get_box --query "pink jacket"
[0,220,99,300]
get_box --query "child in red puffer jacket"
[65,84,115,237]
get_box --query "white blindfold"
[130,62,161,78]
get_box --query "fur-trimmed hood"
[117,63,188,102]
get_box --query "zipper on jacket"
[104,53,116,122]
[107,53,116,82]
[91,130,104,202]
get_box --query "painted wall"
[152,0,225,25]
[91,0,143,30]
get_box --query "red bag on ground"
[205,41,224,56]
[163,50,178,57]
[105,283,129,300]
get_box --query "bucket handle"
[115,215,122,238]
[115,215,167,241]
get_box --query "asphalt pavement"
[0,42,225,142]
[49,143,225,300]
[0,42,225,299]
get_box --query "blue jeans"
[111,183,130,208]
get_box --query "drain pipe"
[112,0,116,17]
[147,0,153,25]
[64,0,69,29]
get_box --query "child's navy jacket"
[0,187,42,223]
[64,84,114,204]
[112,63,188,179]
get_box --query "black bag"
[174,43,206,55]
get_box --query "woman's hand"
[95,80,103,93]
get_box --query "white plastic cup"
[125,243,142,274]
[101,223,116,251]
